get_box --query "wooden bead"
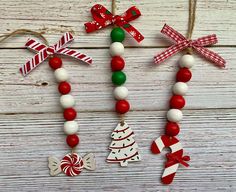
[110,27,125,42]
[167,109,183,122]
[176,68,192,82]
[165,122,180,136]
[112,71,126,85]
[54,68,69,82]
[58,81,71,95]
[170,95,185,109]
[49,57,62,70]
[115,100,130,114]
[109,42,124,56]
[179,54,195,68]
[64,121,79,135]
[60,94,75,108]
[111,56,125,71]
[113,86,128,100]
[66,134,79,148]
[63,108,77,121]
[172,82,188,95]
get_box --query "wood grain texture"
[0,0,235,47]
[0,0,235,191]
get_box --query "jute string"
[0,29,49,46]
[112,0,125,125]
[186,0,197,54]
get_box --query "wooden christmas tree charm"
[107,122,140,166]
[84,2,144,167]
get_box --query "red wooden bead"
[64,108,77,121]
[111,56,125,71]
[170,95,185,109]
[49,57,62,70]
[58,81,71,95]
[176,67,192,82]
[165,122,180,136]
[115,100,130,114]
[66,134,79,148]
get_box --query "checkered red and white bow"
[20,32,92,76]
[154,24,226,68]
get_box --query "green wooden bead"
[110,27,125,42]
[112,71,126,85]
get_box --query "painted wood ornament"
[151,0,226,184]
[19,32,96,176]
[84,2,144,166]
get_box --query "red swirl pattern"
[60,153,84,176]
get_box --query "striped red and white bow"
[20,32,92,76]
[154,24,226,68]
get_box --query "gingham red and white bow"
[154,24,226,68]
[84,4,144,43]
[20,32,92,76]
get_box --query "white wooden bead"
[113,86,128,100]
[167,109,183,122]
[64,121,79,135]
[109,42,124,56]
[173,82,188,95]
[60,94,75,108]
[54,68,69,82]
[179,54,195,68]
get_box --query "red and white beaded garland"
[20,32,96,176]
[151,54,192,184]
[84,4,144,166]
[151,22,226,184]
[108,32,141,166]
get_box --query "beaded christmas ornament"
[85,1,144,166]
[151,0,226,184]
[18,32,96,176]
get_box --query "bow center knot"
[187,39,194,47]
[112,15,125,26]
[46,47,55,55]
[166,153,190,167]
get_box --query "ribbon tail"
[154,42,188,64]
[121,22,144,42]
[57,48,92,64]
[20,49,48,76]
[161,24,187,42]
[178,159,189,167]
[25,38,47,52]
[194,46,226,68]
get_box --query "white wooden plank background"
[0,0,235,191]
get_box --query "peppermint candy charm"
[61,153,84,176]
[48,153,96,177]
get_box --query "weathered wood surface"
[0,0,235,47]
[0,0,235,191]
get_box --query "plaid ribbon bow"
[84,4,144,43]
[20,32,92,76]
[154,24,226,68]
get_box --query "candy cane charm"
[151,135,190,184]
